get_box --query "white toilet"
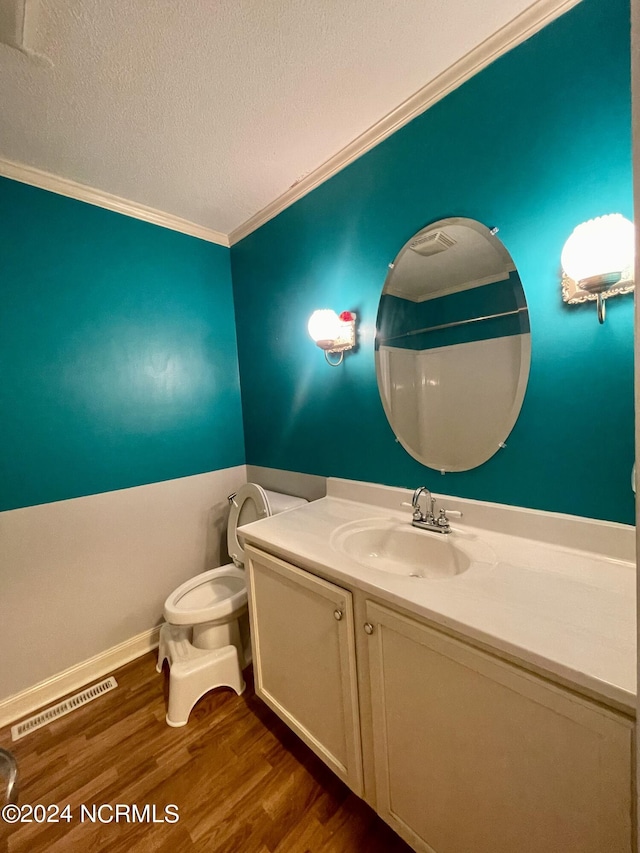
[157,483,307,726]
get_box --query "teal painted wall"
[0,178,244,511]
[231,0,634,524]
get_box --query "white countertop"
[239,484,636,714]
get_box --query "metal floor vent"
[11,677,118,742]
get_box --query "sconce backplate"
[561,268,634,304]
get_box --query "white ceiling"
[0,0,566,240]
[386,221,516,302]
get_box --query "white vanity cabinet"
[245,546,363,795]
[245,544,634,853]
[365,601,633,853]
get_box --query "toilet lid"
[227,483,270,567]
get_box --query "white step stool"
[157,623,245,727]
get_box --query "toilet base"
[157,623,245,727]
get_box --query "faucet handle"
[436,508,463,530]
[440,508,463,518]
[402,500,425,522]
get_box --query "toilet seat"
[227,483,308,567]
[227,483,271,567]
[164,565,247,626]
[163,484,307,629]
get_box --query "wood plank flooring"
[0,653,412,852]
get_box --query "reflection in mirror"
[375,218,531,472]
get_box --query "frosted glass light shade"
[308,309,341,345]
[561,214,634,284]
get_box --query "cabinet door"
[246,546,363,795]
[366,600,633,853]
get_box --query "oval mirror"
[375,217,531,472]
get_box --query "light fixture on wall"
[307,309,356,366]
[561,213,635,323]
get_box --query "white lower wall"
[0,465,247,704]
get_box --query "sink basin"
[330,518,473,579]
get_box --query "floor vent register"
[11,677,118,741]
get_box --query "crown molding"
[0,157,229,247]
[0,0,580,249]
[228,0,582,246]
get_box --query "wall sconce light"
[308,309,356,366]
[561,213,635,323]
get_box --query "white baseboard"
[0,626,161,729]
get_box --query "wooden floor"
[0,653,412,852]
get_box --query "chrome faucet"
[408,486,460,534]
[412,486,435,525]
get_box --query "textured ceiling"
[0,0,540,236]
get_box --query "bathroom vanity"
[239,478,636,853]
